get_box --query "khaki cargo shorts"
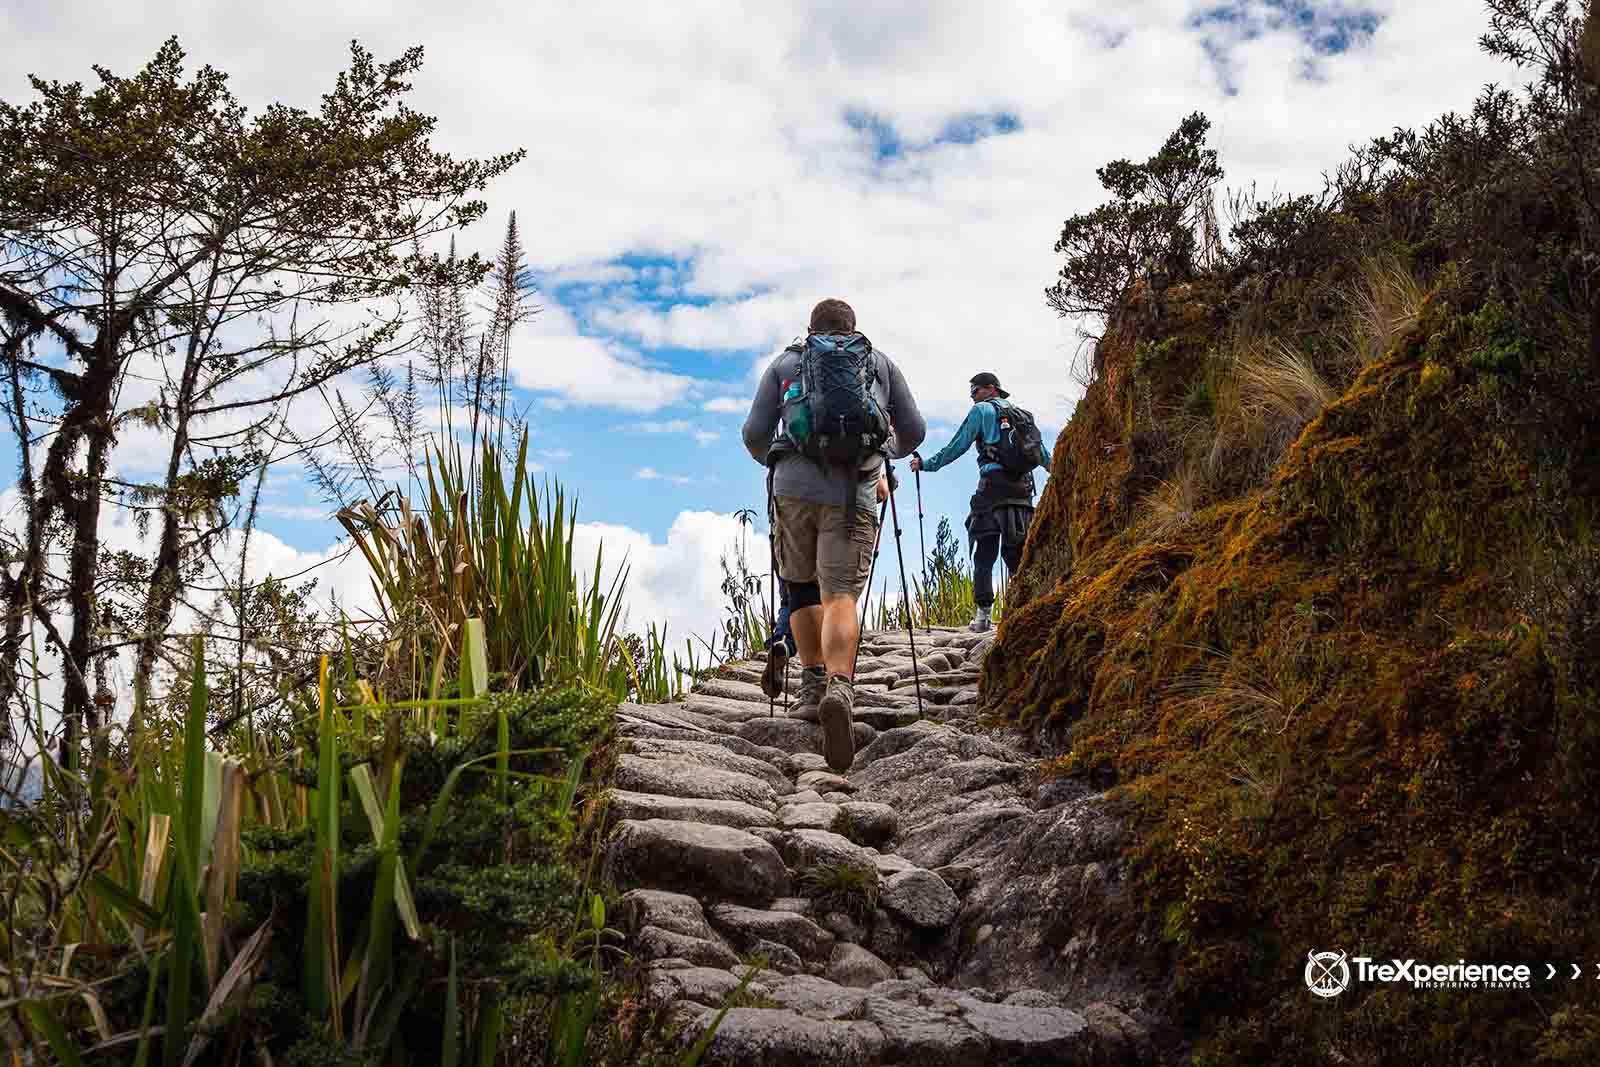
[773,496,877,598]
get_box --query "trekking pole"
[851,496,891,680]
[883,463,924,718]
[913,462,930,633]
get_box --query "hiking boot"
[787,666,827,722]
[969,606,993,633]
[760,639,789,699]
[817,675,856,773]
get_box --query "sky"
[0,0,1509,653]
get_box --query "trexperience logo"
[1305,951,1533,996]
[1305,951,1351,998]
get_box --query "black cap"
[969,371,1009,399]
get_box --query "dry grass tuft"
[1237,338,1336,430]
[1347,255,1424,368]
[1141,464,1203,538]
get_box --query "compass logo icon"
[1306,950,1351,997]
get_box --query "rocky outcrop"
[605,627,1164,1064]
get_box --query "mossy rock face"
[982,269,1600,1063]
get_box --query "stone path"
[605,627,1155,1066]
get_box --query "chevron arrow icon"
[1574,964,1583,979]
[1548,964,1556,979]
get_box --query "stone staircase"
[604,627,1156,1066]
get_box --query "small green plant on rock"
[797,863,881,924]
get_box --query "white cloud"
[3,0,1507,434]
[704,397,747,414]
[693,431,720,446]
[541,447,573,461]
[636,467,692,485]
[570,509,766,648]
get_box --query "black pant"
[973,534,1022,609]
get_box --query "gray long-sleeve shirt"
[742,336,926,515]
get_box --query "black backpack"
[781,333,890,467]
[779,333,891,521]
[981,399,1043,476]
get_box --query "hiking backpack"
[778,333,891,521]
[780,333,891,468]
[981,398,1044,476]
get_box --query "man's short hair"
[808,299,856,334]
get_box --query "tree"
[0,39,523,759]
[1046,112,1223,321]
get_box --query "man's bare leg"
[819,592,860,679]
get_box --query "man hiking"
[910,371,1050,633]
[743,298,925,772]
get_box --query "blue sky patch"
[846,107,1023,162]
[1191,1,1382,92]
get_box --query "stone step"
[623,736,792,789]
[608,789,777,830]
[614,754,779,808]
[607,819,790,903]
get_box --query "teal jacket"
[919,398,1051,476]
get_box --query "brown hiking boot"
[818,674,856,772]
[760,641,789,699]
[787,666,827,722]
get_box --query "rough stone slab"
[781,789,827,806]
[710,904,836,961]
[692,677,782,704]
[788,752,829,774]
[648,964,764,1008]
[821,791,853,804]
[855,707,922,731]
[614,755,778,808]
[620,724,791,766]
[872,853,916,876]
[932,863,980,895]
[827,943,895,988]
[837,801,897,845]
[797,770,855,794]
[896,806,1032,869]
[852,720,948,767]
[609,820,790,903]
[681,693,780,721]
[625,737,793,790]
[684,1008,885,1066]
[619,889,717,940]
[882,868,959,929]
[948,689,980,707]
[617,701,726,734]
[637,925,740,969]
[778,801,842,832]
[608,789,777,830]
[782,828,879,877]
[862,996,990,1066]
[954,999,1090,1061]
[751,938,806,974]
[760,974,874,1020]
[737,717,875,756]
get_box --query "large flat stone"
[617,701,727,734]
[647,964,762,1008]
[683,1008,885,1067]
[827,943,895,988]
[608,820,790,903]
[952,998,1090,1062]
[862,996,990,1066]
[782,828,879,877]
[836,801,897,846]
[624,737,792,790]
[619,888,717,940]
[737,717,876,756]
[709,904,836,961]
[760,974,873,1020]
[881,869,959,929]
[778,801,842,832]
[608,789,776,830]
[637,925,740,969]
[614,755,777,808]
